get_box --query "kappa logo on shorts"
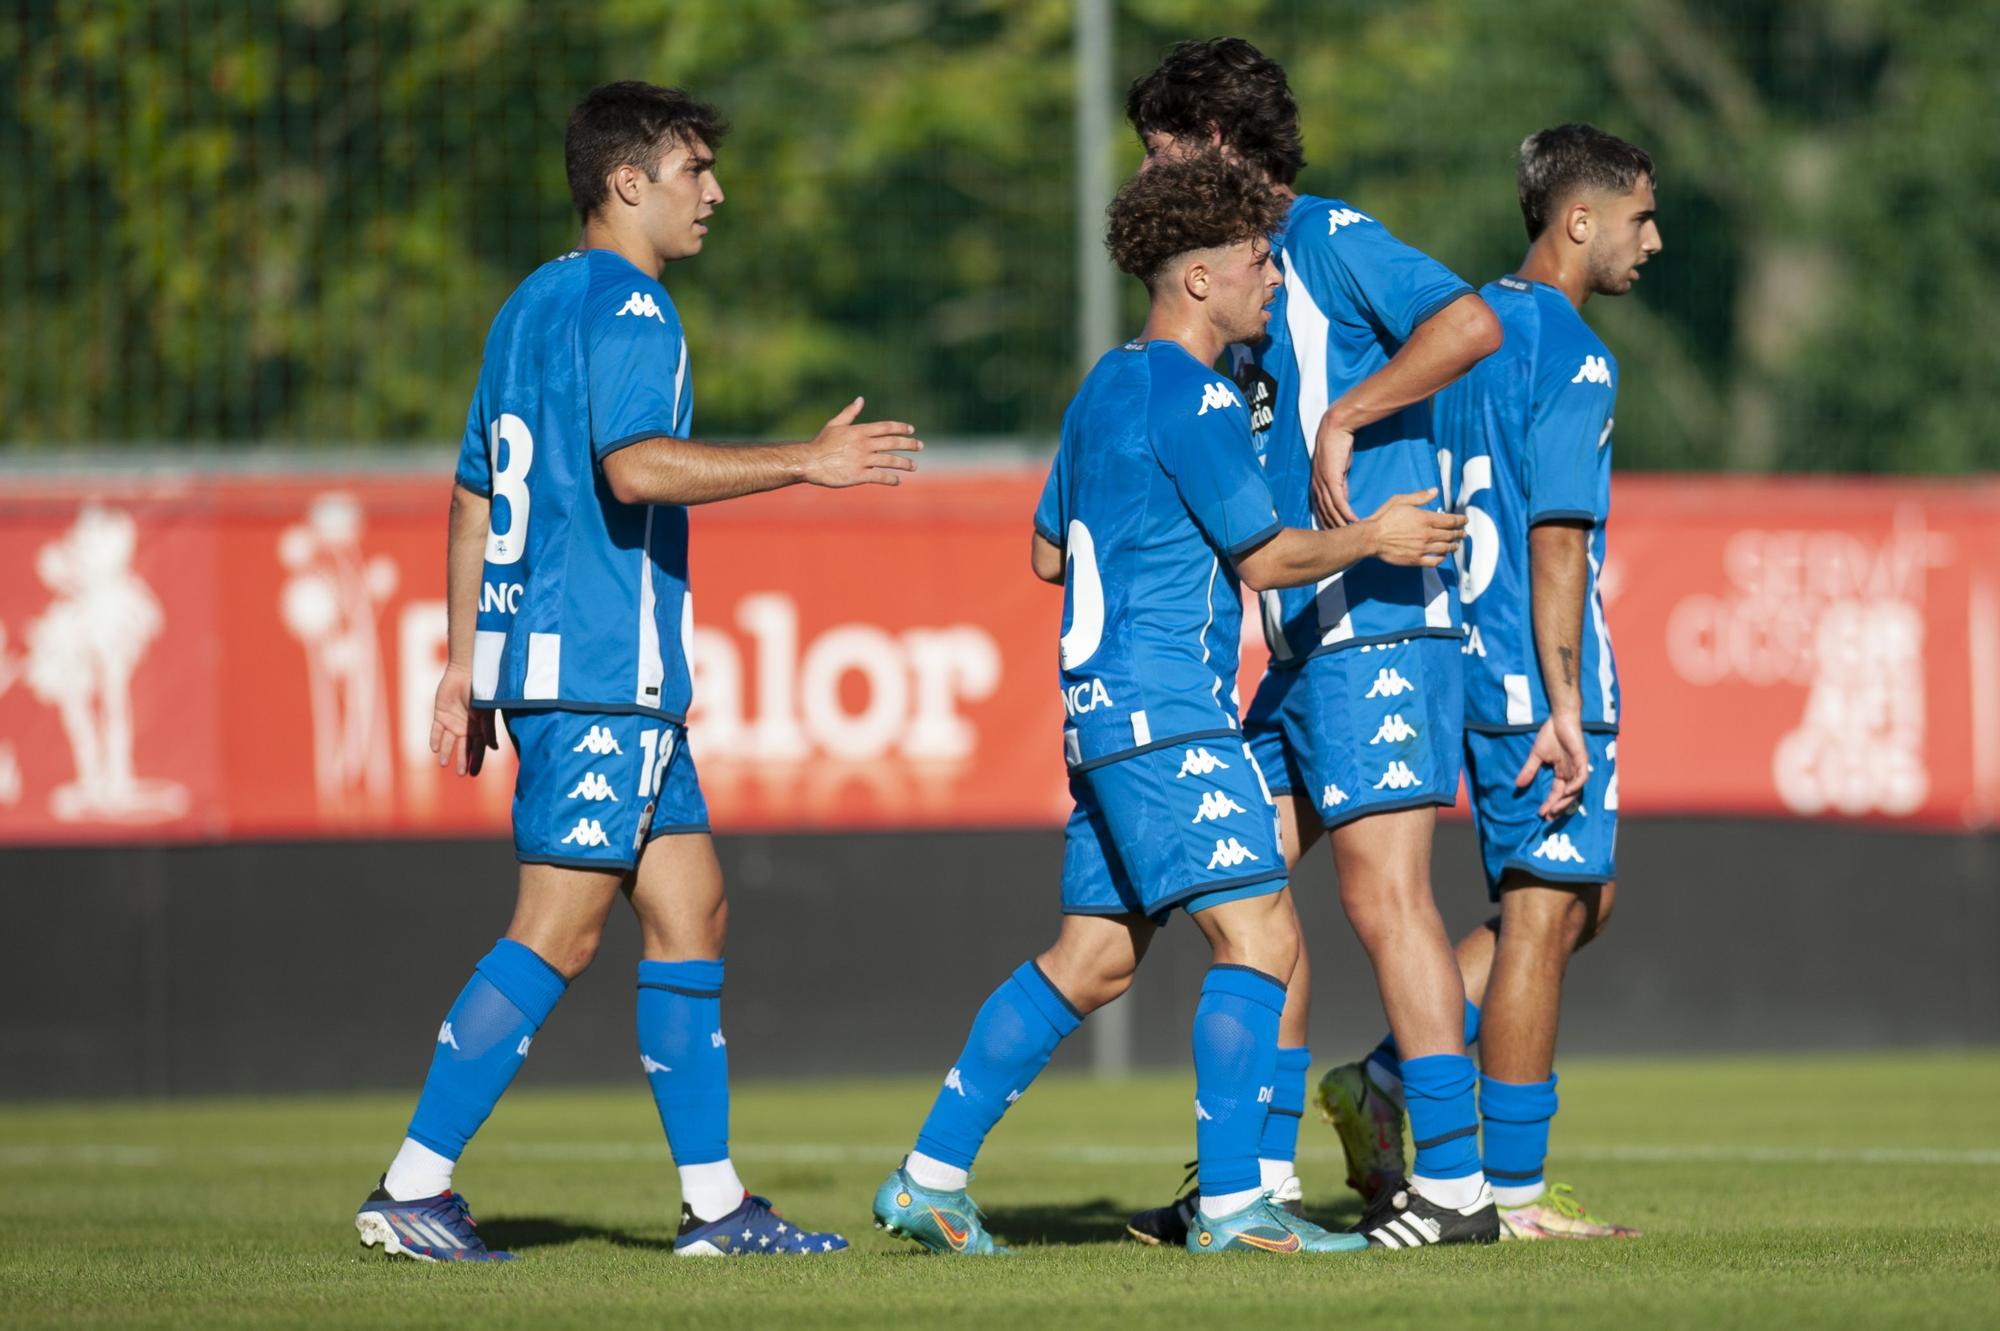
[1369,713,1418,744]
[566,771,618,802]
[573,726,623,756]
[1321,783,1349,808]
[1531,832,1587,864]
[559,817,610,847]
[617,291,666,322]
[1176,747,1231,778]
[1205,837,1261,869]
[1191,790,1248,823]
[1364,668,1415,699]
[1373,762,1421,791]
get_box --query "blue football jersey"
[1436,275,1620,733]
[1239,195,1475,664]
[1034,341,1283,770]
[454,248,696,722]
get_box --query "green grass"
[4,1052,1998,1330]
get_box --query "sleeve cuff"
[594,427,674,461]
[1225,518,1285,558]
[1033,522,1062,546]
[1528,508,1601,526]
[1408,283,1478,332]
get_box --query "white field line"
[4,1142,1999,1169]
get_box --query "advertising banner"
[1,468,1994,845]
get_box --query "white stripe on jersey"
[525,632,561,699]
[473,630,505,701]
[1588,550,1616,724]
[1503,673,1533,727]
[635,506,664,706]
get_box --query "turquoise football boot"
[1187,1193,1368,1255]
[872,1165,1008,1256]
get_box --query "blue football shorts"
[1245,634,1465,829]
[500,709,710,870]
[1464,728,1619,899]
[1061,738,1288,925]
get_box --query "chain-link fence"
[3,0,1994,470]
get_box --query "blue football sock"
[406,939,568,1160]
[637,958,732,1166]
[1364,999,1482,1084]
[1258,1045,1311,1165]
[1401,1052,1482,1181]
[1192,965,1286,1202]
[1481,1073,1558,1197]
[914,961,1082,1170]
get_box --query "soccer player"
[1323,123,1658,1241]
[870,152,1466,1258]
[1120,39,1507,1250]
[352,82,921,1262]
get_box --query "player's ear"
[1182,257,1210,301]
[609,163,644,208]
[1566,198,1593,248]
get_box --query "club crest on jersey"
[1364,668,1415,699]
[1176,747,1231,779]
[1572,355,1612,385]
[1327,207,1373,233]
[617,291,666,322]
[1373,762,1421,791]
[1369,714,1418,744]
[1196,381,1241,416]
[573,726,623,756]
[1191,790,1248,823]
[1205,837,1260,869]
[566,772,618,802]
[559,817,610,847]
[1531,832,1587,864]
[1063,677,1114,716]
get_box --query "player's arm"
[599,398,921,506]
[1030,530,1064,584]
[430,483,497,777]
[1517,520,1592,815]
[1234,488,1466,592]
[1314,291,1503,525]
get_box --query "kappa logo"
[1364,668,1415,699]
[1196,380,1241,416]
[1191,790,1249,823]
[559,817,610,847]
[944,1067,966,1096]
[573,726,623,756]
[437,1022,459,1051]
[1327,207,1374,233]
[617,291,666,322]
[640,1053,671,1074]
[1205,837,1261,869]
[1373,761,1421,791]
[1532,832,1587,864]
[1369,713,1418,745]
[516,1036,533,1057]
[566,771,618,802]
[1572,355,1612,386]
[1194,1099,1213,1122]
[710,1030,727,1049]
[1321,782,1349,808]
[1176,747,1231,778]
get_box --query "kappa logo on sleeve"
[1196,381,1241,416]
[1326,207,1373,234]
[617,291,667,322]
[1572,355,1613,386]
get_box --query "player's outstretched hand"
[1515,711,1589,818]
[1366,489,1466,566]
[1311,414,1360,527]
[803,397,923,488]
[430,662,497,777]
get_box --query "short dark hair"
[1105,151,1289,290]
[1517,123,1656,240]
[565,81,729,221]
[1125,37,1304,187]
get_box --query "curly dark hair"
[1105,152,1289,290]
[1125,37,1304,186]
[1518,123,1655,240]
[565,81,729,222]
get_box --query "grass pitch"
[3,1051,1997,1330]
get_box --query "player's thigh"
[1277,790,1323,872]
[1494,874,1604,958]
[505,861,625,980]
[1328,803,1439,907]
[628,832,726,959]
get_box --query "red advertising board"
[1,467,1995,845]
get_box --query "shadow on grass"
[481,1215,677,1253]
[979,1195,1365,1249]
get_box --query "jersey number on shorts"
[637,728,675,798]
[485,413,534,566]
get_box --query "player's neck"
[1137,304,1225,367]
[578,220,666,281]
[1516,243,1590,310]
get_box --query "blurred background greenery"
[2,0,1994,470]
